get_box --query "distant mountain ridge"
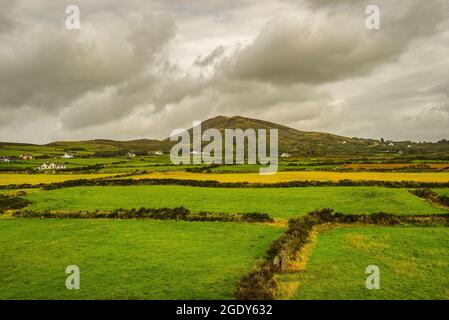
[1,115,449,157]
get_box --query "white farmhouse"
[37,162,66,170]
[154,151,163,156]
[0,156,10,163]
[61,153,74,159]
[126,152,136,157]
[281,153,291,158]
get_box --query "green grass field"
[0,173,115,186]
[0,219,282,299]
[25,186,447,218]
[434,189,449,197]
[291,226,449,300]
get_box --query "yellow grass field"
[0,173,115,186]
[129,171,449,183]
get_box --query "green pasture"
[0,219,282,299]
[291,226,449,299]
[434,189,449,197]
[25,186,447,218]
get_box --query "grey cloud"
[150,76,332,130]
[194,45,225,66]
[59,73,158,130]
[0,13,12,33]
[405,105,449,141]
[322,46,449,142]
[0,0,17,33]
[0,12,175,112]
[127,13,176,55]
[208,79,328,112]
[152,76,208,108]
[221,1,449,85]
[303,0,366,9]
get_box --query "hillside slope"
[176,115,378,156]
[1,115,449,157]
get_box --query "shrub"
[234,266,277,300]
[241,212,274,223]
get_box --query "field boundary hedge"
[0,194,31,214]
[409,188,449,208]
[234,209,449,300]
[12,207,274,223]
[3,177,449,190]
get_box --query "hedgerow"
[12,207,274,223]
[3,177,449,191]
[0,194,31,214]
[410,188,449,208]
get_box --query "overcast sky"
[1,0,448,143]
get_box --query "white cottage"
[38,162,66,170]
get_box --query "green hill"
[177,115,378,156]
[167,115,449,157]
[1,115,449,157]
